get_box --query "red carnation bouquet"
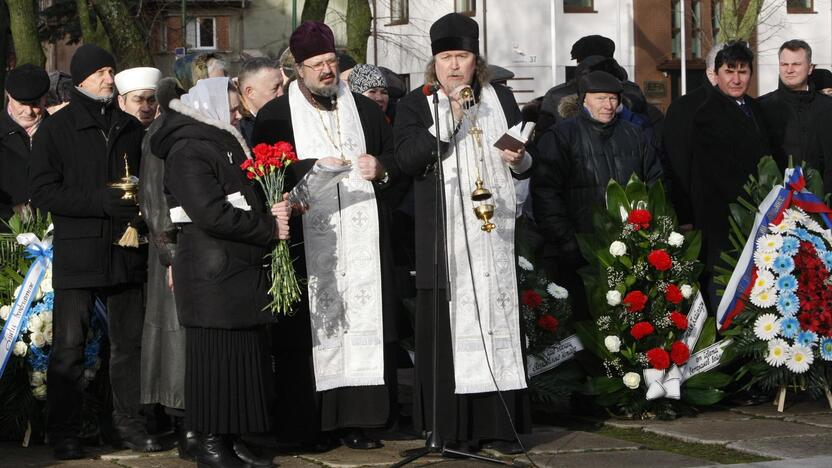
[517,255,572,355]
[241,141,302,316]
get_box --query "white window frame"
[186,17,217,50]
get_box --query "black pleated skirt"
[185,327,271,434]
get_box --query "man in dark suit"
[690,41,772,310]
[29,44,162,460]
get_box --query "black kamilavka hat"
[430,13,479,56]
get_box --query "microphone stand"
[392,88,507,467]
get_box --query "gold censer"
[108,154,141,248]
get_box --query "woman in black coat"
[150,77,289,468]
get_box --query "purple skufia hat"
[290,21,336,64]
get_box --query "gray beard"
[311,82,339,97]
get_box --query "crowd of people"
[0,11,830,468]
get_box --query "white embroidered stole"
[289,80,385,391]
[426,84,528,394]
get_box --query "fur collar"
[168,98,251,159]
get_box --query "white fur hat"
[115,67,162,95]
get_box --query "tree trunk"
[346,0,371,63]
[6,0,45,67]
[301,0,330,22]
[92,0,153,69]
[717,0,763,43]
[77,0,112,52]
[0,2,10,91]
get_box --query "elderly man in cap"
[533,70,662,320]
[115,67,162,127]
[0,64,50,227]
[394,12,531,455]
[29,44,161,460]
[253,21,401,451]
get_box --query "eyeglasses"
[302,58,338,72]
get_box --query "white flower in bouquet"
[39,277,53,294]
[13,340,27,356]
[766,339,788,367]
[518,256,533,271]
[750,288,778,309]
[784,208,809,225]
[609,241,627,257]
[622,372,641,389]
[40,310,52,324]
[606,290,622,306]
[30,332,46,348]
[44,324,53,345]
[0,305,10,321]
[84,368,97,381]
[30,371,45,387]
[681,284,693,299]
[27,314,43,333]
[786,345,814,373]
[667,232,684,247]
[753,251,776,271]
[804,218,824,234]
[769,219,795,235]
[32,384,46,400]
[757,234,783,253]
[547,283,568,299]
[753,313,781,341]
[13,284,44,303]
[604,336,621,353]
[751,270,775,293]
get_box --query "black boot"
[232,438,273,467]
[178,429,202,460]
[196,434,245,468]
[341,429,383,450]
[114,422,164,452]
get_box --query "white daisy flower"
[609,241,627,257]
[786,345,814,374]
[751,289,778,309]
[754,250,776,270]
[667,232,685,247]
[547,283,569,299]
[752,270,775,293]
[606,290,622,306]
[784,208,809,225]
[518,256,533,271]
[769,220,795,235]
[766,339,788,367]
[757,234,783,253]
[804,218,824,234]
[753,313,780,340]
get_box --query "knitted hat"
[571,35,615,62]
[70,44,116,85]
[5,64,50,102]
[348,64,387,95]
[289,21,336,65]
[430,13,479,56]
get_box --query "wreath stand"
[773,385,832,413]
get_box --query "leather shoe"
[196,433,245,468]
[483,439,525,455]
[341,430,383,450]
[232,439,273,467]
[178,430,202,460]
[53,437,84,460]
[116,429,164,452]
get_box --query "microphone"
[422,82,441,96]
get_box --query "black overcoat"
[150,101,276,329]
[29,90,147,289]
[690,90,772,282]
[759,82,832,168]
[0,111,47,223]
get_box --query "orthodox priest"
[393,13,531,454]
[252,21,400,450]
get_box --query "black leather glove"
[102,188,139,220]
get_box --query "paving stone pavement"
[5,399,832,467]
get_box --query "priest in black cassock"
[393,13,531,455]
[252,21,401,450]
